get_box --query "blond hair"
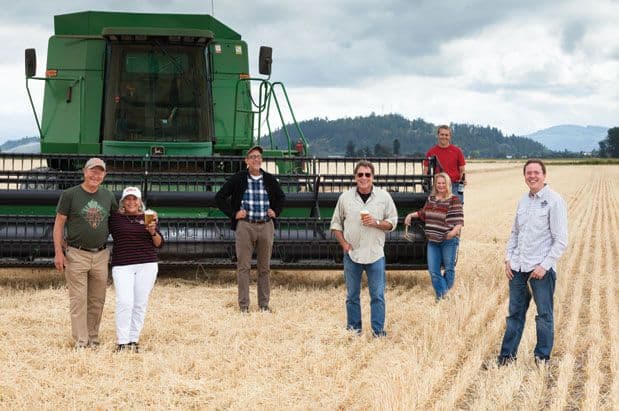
[430,172,453,198]
[119,197,145,214]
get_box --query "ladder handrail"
[231,78,308,156]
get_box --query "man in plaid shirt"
[216,146,285,312]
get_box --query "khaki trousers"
[235,220,274,309]
[64,247,110,346]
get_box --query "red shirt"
[424,144,466,183]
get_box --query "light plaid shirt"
[330,186,398,264]
[242,174,270,222]
[506,185,568,272]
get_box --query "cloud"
[1,0,618,140]
[561,22,585,53]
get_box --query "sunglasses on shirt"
[356,172,372,178]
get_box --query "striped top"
[109,212,163,267]
[418,195,464,243]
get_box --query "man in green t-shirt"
[53,158,118,349]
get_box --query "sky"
[1,0,618,143]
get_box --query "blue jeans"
[343,254,386,334]
[499,268,556,361]
[427,237,459,299]
[452,182,463,204]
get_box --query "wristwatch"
[375,219,381,227]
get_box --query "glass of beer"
[144,209,156,226]
[360,209,370,222]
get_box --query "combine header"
[0,11,433,269]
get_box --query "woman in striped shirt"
[405,172,464,299]
[109,186,163,352]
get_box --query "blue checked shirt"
[242,174,270,222]
[506,184,568,272]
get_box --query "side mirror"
[25,48,37,78]
[258,46,272,76]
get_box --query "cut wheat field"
[0,163,617,409]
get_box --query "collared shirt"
[506,184,568,272]
[242,173,270,222]
[330,186,398,264]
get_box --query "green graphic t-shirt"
[56,185,118,249]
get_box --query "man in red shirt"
[423,125,466,203]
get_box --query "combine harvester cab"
[1,11,433,270]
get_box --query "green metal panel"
[141,207,222,219]
[101,27,213,39]
[40,142,100,154]
[209,40,253,151]
[41,37,106,155]
[0,203,222,218]
[46,36,106,70]
[0,205,57,215]
[54,11,240,40]
[102,141,213,156]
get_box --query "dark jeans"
[452,183,463,204]
[499,268,556,361]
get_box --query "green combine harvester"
[0,11,433,268]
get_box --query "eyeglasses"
[247,154,262,160]
[356,172,372,178]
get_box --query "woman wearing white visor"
[109,186,163,352]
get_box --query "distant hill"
[4,142,41,153]
[525,125,607,152]
[270,114,550,158]
[7,117,598,158]
[0,136,40,153]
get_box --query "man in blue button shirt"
[497,159,568,366]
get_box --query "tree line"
[598,127,619,158]
[270,114,551,158]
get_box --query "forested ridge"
[270,113,550,158]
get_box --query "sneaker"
[240,306,249,313]
[89,340,100,349]
[259,305,271,313]
[129,342,140,353]
[372,330,387,338]
[534,356,549,367]
[347,327,362,336]
[75,342,89,350]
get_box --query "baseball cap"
[246,145,264,156]
[120,186,142,202]
[84,157,106,171]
